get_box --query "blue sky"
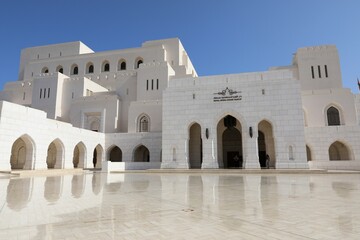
[0,0,359,92]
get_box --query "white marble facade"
[0,39,359,171]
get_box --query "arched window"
[118,59,126,70]
[56,65,63,74]
[288,145,294,160]
[71,64,78,75]
[138,115,149,132]
[86,62,94,74]
[42,67,49,73]
[327,106,340,126]
[102,61,110,72]
[172,148,176,161]
[306,145,312,161]
[135,58,143,69]
[90,120,100,132]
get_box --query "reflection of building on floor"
[1,39,360,171]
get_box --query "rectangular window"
[126,88,129,95]
[151,79,154,90]
[156,79,159,90]
[72,92,74,99]
[48,88,50,98]
[40,89,42,99]
[325,65,328,78]
[311,66,314,79]
[23,92,26,100]
[146,80,149,90]
[44,88,46,98]
[318,65,321,78]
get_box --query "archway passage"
[93,145,103,168]
[257,131,266,167]
[329,141,351,160]
[189,123,202,168]
[10,135,35,170]
[109,146,122,162]
[217,115,243,168]
[73,142,86,168]
[47,143,56,168]
[258,120,275,168]
[134,145,150,162]
[10,139,26,169]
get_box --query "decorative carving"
[213,87,242,102]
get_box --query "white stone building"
[0,38,359,171]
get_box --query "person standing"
[266,154,270,169]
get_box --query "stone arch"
[133,144,150,162]
[258,119,276,168]
[93,144,104,168]
[188,122,202,169]
[328,141,352,161]
[46,138,65,169]
[217,115,243,168]
[73,142,86,168]
[107,145,123,162]
[10,134,36,170]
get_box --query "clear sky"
[0,0,359,92]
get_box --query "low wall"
[308,161,360,170]
[102,161,161,172]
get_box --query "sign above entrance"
[213,87,242,102]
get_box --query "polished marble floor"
[1,171,360,239]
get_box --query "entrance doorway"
[217,115,243,168]
[258,131,266,168]
[189,123,202,168]
[258,120,275,168]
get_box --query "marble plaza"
[1,171,360,239]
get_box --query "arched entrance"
[133,145,150,162]
[10,135,35,170]
[108,146,122,162]
[306,145,312,161]
[217,115,243,168]
[93,144,103,168]
[329,141,351,160]
[46,139,64,169]
[189,123,202,168]
[73,142,86,168]
[258,120,275,168]
[257,131,266,168]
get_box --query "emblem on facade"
[213,87,242,102]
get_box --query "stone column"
[202,137,219,168]
[243,126,260,169]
